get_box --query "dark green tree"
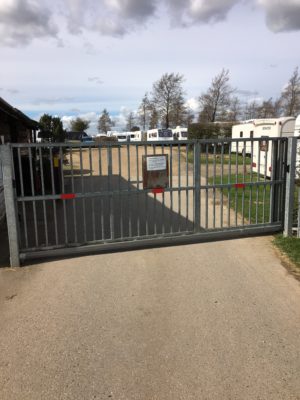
[70,117,90,132]
[39,114,66,142]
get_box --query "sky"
[1,0,300,134]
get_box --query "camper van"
[147,128,173,142]
[172,126,188,140]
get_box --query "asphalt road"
[1,236,300,400]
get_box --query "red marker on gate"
[61,193,76,200]
[152,188,164,194]
[234,183,245,189]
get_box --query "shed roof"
[0,97,38,129]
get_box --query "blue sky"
[1,0,300,133]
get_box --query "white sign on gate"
[146,156,167,171]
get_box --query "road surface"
[1,236,300,399]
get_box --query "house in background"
[0,97,39,224]
[0,97,38,144]
[65,131,88,141]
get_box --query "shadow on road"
[17,175,194,255]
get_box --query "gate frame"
[0,144,20,267]
[0,138,291,267]
[283,137,297,237]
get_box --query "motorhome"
[172,126,188,140]
[234,117,296,177]
[147,128,173,142]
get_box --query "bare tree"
[279,67,300,116]
[148,104,159,129]
[199,69,235,122]
[138,93,151,131]
[257,98,281,118]
[98,109,112,134]
[242,98,280,120]
[226,96,242,122]
[151,73,185,128]
[169,96,188,127]
[125,111,135,131]
[243,100,260,120]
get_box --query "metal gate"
[0,137,289,266]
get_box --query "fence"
[0,136,295,266]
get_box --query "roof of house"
[0,97,38,129]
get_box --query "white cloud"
[61,108,135,135]
[185,97,200,112]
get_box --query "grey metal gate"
[0,137,288,266]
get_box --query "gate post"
[283,137,297,237]
[0,145,20,267]
[194,142,201,232]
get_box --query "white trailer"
[294,115,300,175]
[249,117,295,177]
[231,121,255,154]
[231,117,296,157]
[128,131,142,142]
[172,126,188,140]
[147,128,173,142]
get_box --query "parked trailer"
[107,131,142,142]
[249,117,296,177]
[231,117,295,157]
[147,128,173,142]
[172,126,188,140]
[128,131,142,142]
[231,121,255,154]
[294,115,300,173]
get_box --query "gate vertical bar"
[270,139,279,223]
[1,145,20,267]
[284,137,297,237]
[194,141,200,232]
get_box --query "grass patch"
[273,234,300,273]
[185,150,251,166]
[209,173,271,224]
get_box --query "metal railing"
[0,137,289,266]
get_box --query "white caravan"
[294,115,300,175]
[107,131,142,142]
[244,117,296,177]
[128,131,142,142]
[172,126,188,140]
[147,128,173,142]
[231,121,255,154]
